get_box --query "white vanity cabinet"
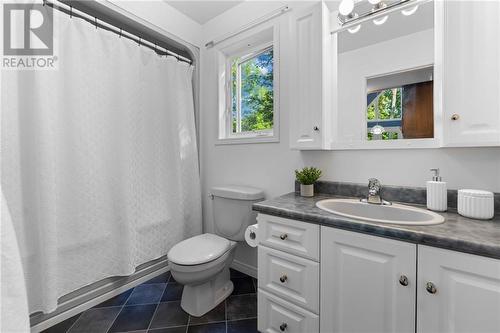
[441,0,500,147]
[417,246,500,333]
[256,213,500,333]
[320,227,416,333]
[289,2,333,150]
[257,214,320,333]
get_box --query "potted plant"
[295,167,322,197]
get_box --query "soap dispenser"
[426,168,447,212]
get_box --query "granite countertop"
[253,192,500,260]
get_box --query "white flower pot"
[300,184,314,197]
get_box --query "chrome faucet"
[360,178,391,205]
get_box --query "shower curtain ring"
[95,17,98,29]
[42,0,46,6]
[70,6,72,18]
[119,28,122,38]
[138,37,141,46]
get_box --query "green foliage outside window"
[231,48,274,133]
[375,88,401,120]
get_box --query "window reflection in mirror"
[366,67,433,141]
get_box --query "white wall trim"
[231,259,257,279]
[30,265,170,333]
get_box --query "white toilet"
[167,185,264,317]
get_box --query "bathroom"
[1,0,499,332]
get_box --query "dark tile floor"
[42,269,257,333]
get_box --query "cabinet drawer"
[257,214,319,261]
[258,289,319,333]
[258,245,319,313]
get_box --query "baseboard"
[231,259,257,279]
[30,264,170,333]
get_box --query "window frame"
[230,43,274,137]
[216,24,280,145]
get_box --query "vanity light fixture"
[401,5,419,16]
[348,24,362,34]
[371,124,385,135]
[373,15,389,25]
[339,0,355,16]
[338,0,416,26]
[369,0,387,12]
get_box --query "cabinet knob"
[426,282,437,294]
[279,274,288,283]
[279,234,288,240]
[280,323,288,331]
[451,114,460,121]
[399,275,409,286]
[313,126,320,131]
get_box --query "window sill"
[215,135,279,145]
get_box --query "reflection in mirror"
[366,67,434,141]
[334,0,435,145]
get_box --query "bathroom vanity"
[253,193,500,333]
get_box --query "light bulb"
[368,0,381,4]
[339,0,354,16]
[373,15,388,25]
[348,24,361,34]
[371,125,385,135]
[402,5,419,16]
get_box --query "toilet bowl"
[168,185,264,317]
[168,233,237,317]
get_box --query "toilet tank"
[211,185,265,241]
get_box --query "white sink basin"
[315,199,445,225]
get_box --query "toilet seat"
[168,233,231,266]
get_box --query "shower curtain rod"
[43,0,192,64]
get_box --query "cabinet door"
[417,246,500,333]
[320,227,416,333]
[442,1,500,146]
[290,3,332,150]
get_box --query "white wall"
[107,0,203,47]
[199,1,500,273]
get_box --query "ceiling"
[165,1,244,24]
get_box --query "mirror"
[334,0,435,144]
[366,66,433,140]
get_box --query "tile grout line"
[225,298,228,333]
[105,284,137,333]
[62,312,83,333]
[146,281,169,332]
[185,312,191,333]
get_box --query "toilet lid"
[168,234,231,266]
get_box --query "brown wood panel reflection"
[402,81,433,138]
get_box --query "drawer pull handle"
[426,282,437,294]
[279,234,288,240]
[280,323,288,331]
[451,114,460,121]
[279,274,288,283]
[399,275,409,286]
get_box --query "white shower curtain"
[1,10,201,314]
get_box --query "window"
[367,87,403,140]
[231,46,274,135]
[366,67,434,141]
[216,25,279,144]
